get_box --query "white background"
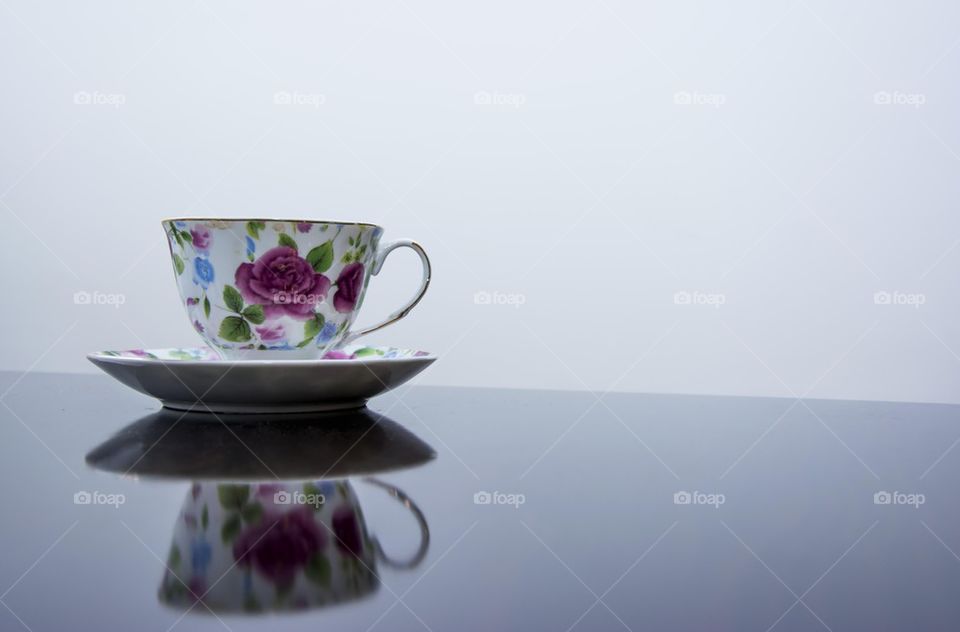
[2,0,959,403]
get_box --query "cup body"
[164,218,382,359]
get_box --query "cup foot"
[161,400,368,414]
[214,347,323,361]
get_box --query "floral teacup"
[159,479,428,614]
[164,218,431,359]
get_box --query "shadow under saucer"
[85,408,435,481]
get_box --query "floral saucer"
[87,344,435,413]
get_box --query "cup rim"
[162,217,382,229]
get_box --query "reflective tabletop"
[2,371,960,631]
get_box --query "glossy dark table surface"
[2,371,960,631]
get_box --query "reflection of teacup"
[163,218,431,360]
[159,479,427,613]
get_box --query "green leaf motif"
[172,254,185,276]
[168,545,181,569]
[306,241,334,273]
[296,337,314,348]
[278,233,298,251]
[217,484,250,510]
[353,347,383,357]
[221,513,242,543]
[242,304,265,324]
[203,295,211,318]
[305,553,331,587]
[223,285,244,313]
[304,482,325,512]
[304,313,324,339]
[241,502,263,524]
[276,580,294,601]
[201,505,209,530]
[246,221,265,240]
[243,595,261,613]
[219,316,252,342]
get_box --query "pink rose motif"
[190,226,212,252]
[332,506,364,557]
[255,483,284,500]
[255,323,284,342]
[235,247,330,320]
[192,320,205,334]
[322,350,356,360]
[233,507,326,586]
[186,576,206,603]
[333,262,365,314]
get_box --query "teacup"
[163,218,431,359]
[159,479,428,614]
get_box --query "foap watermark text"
[674,490,725,508]
[74,290,126,308]
[73,91,126,108]
[873,91,925,108]
[274,490,325,508]
[474,490,525,508]
[474,290,526,308]
[674,91,726,108]
[674,290,726,308]
[474,91,526,108]
[74,490,125,508]
[274,91,326,108]
[874,490,925,508]
[874,291,925,308]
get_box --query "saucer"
[87,345,435,413]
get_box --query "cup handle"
[341,239,431,346]
[362,477,430,570]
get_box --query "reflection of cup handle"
[341,240,431,345]
[362,477,430,570]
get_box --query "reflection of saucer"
[87,345,435,413]
[85,408,435,481]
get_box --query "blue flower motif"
[193,257,215,288]
[174,221,187,228]
[190,537,212,574]
[245,236,255,258]
[317,321,337,343]
[319,481,335,498]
